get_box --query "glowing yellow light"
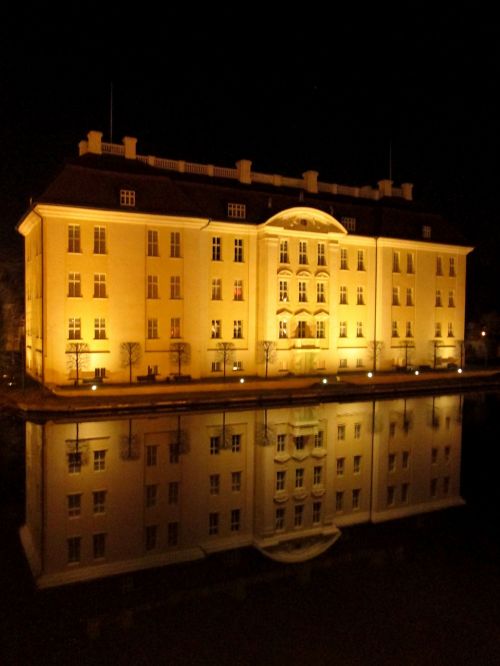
[239,378,245,384]
[414,370,419,376]
[457,368,463,374]
[367,372,373,378]
[322,378,328,384]
[91,384,98,391]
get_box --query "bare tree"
[368,340,384,372]
[66,343,89,386]
[258,340,276,378]
[169,342,190,378]
[399,339,414,370]
[216,342,235,380]
[120,342,142,384]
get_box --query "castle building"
[17,131,472,386]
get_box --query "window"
[357,250,365,271]
[234,280,243,301]
[208,512,219,535]
[67,536,81,563]
[94,318,106,340]
[356,358,364,368]
[230,509,241,532]
[407,253,414,273]
[436,256,443,276]
[435,322,442,338]
[448,290,455,307]
[393,251,400,272]
[68,225,81,252]
[277,433,287,452]
[435,289,442,307]
[402,451,410,469]
[401,483,409,503]
[444,445,451,463]
[299,241,308,264]
[406,288,414,306]
[276,470,286,491]
[67,494,81,518]
[234,239,244,262]
[147,318,158,339]
[317,243,326,266]
[93,490,106,514]
[170,317,181,339]
[314,431,324,448]
[387,485,396,506]
[340,248,348,270]
[233,320,243,339]
[339,321,347,338]
[170,276,181,299]
[354,423,361,439]
[392,320,399,338]
[313,501,322,524]
[145,525,157,550]
[210,436,220,455]
[353,455,361,474]
[389,422,396,437]
[68,318,81,340]
[231,434,242,453]
[146,484,158,508]
[405,321,413,338]
[316,283,326,303]
[210,278,222,301]
[279,321,288,338]
[294,504,304,527]
[339,358,347,368]
[232,471,242,492]
[356,321,363,338]
[211,361,221,372]
[120,189,135,207]
[388,453,396,472]
[449,257,456,277]
[342,216,356,232]
[68,273,81,297]
[295,468,305,488]
[276,507,285,531]
[430,478,438,498]
[228,203,246,219]
[294,435,305,451]
[336,491,344,512]
[447,322,454,337]
[170,231,181,258]
[316,321,325,339]
[168,482,179,504]
[210,474,220,495]
[93,450,106,471]
[148,275,159,299]
[392,287,400,306]
[146,445,158,466]
[211,320,221,339]
[336,457,345,476]
[296,321,307,338]
[68,452,82,474]
[279,240,289,263]
[167,522,179,546]
[93,274,106,298]
[352,488,361,510]
[147,230,159,257]
[94,226,106,254]
[338,424,346,440]
[340,286,347,304]
[298,282,307,302]
[357,286,364,305]
[313,466,322,485]
[212,237,221,261]
[279,280,289,302]
[422,225,432,239]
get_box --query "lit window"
[317,243,326,266]
[230,508,241,532]
[93,450,106,471]
[93,490,106,514]
[279,280,289,302]
[340,286,347,304]
[299,241,308,264]
[312,501,322,524]
[232,471,242,492]
[279,240,289,263]
[67,536,81,563]
[233,320,243,339]
[317,283,326,303]
[170,276,181,299]
[67,494,81,518]
[147,230,159,257]
[147,318,158,339]
[68,318,81,340]
[357,250,365,271]
[167,522,179,546]
[147,275,159,299]
[340,248,348,270]
[234,279,243,300]
[211,278,222,300]
[356,321,363,338]
[339,321,347,338]
[353,455,361,474]
[170,231,181,258]
[120,189,136,207]
[393,251,400,272]
[210,474,220,495]
[208,512,219,535]
[210,436,220,455]
[68,273,81,297]
[94,226,106,254]
[146,445,158,466]
[357,286,364,305]
[94,318,106,340]
[227,203,246,219]
[211,320,221,338]
[68,225,81,253]
[211,361,221,372]
[279,321,288,338]
[170,317,181,339]
[316,321,325,339]
[212,237,221,261]
[234,239,244,262]
[145,484,157,508]
[168,482,179,504]
[298,282,307,302]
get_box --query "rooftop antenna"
[110,82,114,144]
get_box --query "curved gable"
[262,206,347,235]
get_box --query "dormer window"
[120,189,136,207]
[227,203,246,219]
[341,216,356,232]
[422,225,432,239]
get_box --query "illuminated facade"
[18,131,472,386]
[20,396,463,587]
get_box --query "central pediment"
[262,206,348,235]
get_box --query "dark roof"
[34,154,470,246]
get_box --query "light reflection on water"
[20,394,464,588]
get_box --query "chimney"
[236,159,252,184]
[302,170,318,194]
[87,130,103,154]
[401,183,414,201]
[123,136,137,160]
[378,179,393,197]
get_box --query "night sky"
[1,4,499,318]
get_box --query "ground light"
[414,370,419,376]
[322,378,328,384]
[458,368,463,374]
[91,384,98,391]
[367,372,373,378]
[239,378,245,384]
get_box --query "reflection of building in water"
[21,395,464,587]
